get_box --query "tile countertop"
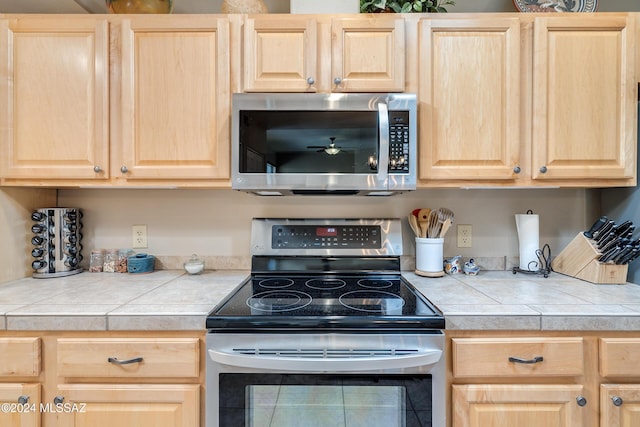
[0,270,639,331]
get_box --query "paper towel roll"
[515,213,539,271]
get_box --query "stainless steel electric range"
[206,218,445,427]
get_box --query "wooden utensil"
[439,218,452,238]
[408,214,420,237]
[417,208,431,238]
[426,210,439,238]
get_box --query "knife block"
[551,233,628,284]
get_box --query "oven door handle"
[207,348,442,372]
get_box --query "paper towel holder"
[512,243,552,278]
[513,210,551,278]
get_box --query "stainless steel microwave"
[231,93,417,196]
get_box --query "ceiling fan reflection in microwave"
[307,137,343,155]
[306,137,378,169]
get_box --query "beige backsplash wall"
[57,188,597,270]
[0,188,56,282]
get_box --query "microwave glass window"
[239,111,379,174]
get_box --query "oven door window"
[219,374,432,427]
[239,111,379,174]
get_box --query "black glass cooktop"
[206,274,444,331]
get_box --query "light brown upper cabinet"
[0,17,110,181]
[418,14,637,188]
[418,17,522,183]
[242,15,405,93]
[113,15,230,183]
[531,16,636,185]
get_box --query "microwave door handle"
[377,102,390,180]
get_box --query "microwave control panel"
[389,111,410,173]
[272,225,381,249]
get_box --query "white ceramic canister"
[415,237,445,277]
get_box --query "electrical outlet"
[457,224,472,248]
[132,225,148,249]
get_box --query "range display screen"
[316,227,337,237]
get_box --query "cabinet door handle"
[576,396,587,407]
[53,396,64,405]
[306,77,315,85]
[108,356,143,365]
[334,77,342,86]
[508,356,543,364]
[513,166,521,174]
[539,165,548,173]
[120,166,129,174]
[93,166,102,173]
[18,395,29,404]
[612,396,623,407]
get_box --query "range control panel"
[272,225,381,249]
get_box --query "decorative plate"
[512,0,598,13]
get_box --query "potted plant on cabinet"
[360,0,455,13]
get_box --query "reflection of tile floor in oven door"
[248,386,404,427]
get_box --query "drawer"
[452,337,584,378]
[57,338,199,379]
[600,338,640,378]
[0,338,41,377]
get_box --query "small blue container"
[127,253,155,273]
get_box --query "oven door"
[205,332,445,427]
[220,373,432,427]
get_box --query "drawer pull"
[54,396,64,405]
[18,396,29,404]
[108,356,143,365]
[612,396,623,407]
[508,356,544,364]
[576,396,587,407]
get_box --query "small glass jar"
[89,249,105,273]
[117,249,134,273]
[103,249,118,273]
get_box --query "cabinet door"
[331,17,405,92]
[601,385,640,427]
[243,16,317,92]
[453,384,585,427]
[0,384,40,427]
[117,16,230,181]
[0,17,109,180]
[532,16,636,183]
[418,18,521,182]
[55,384,198,427]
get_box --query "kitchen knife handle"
[584,216,608,239]
[594,220,615,241]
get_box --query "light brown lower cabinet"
[54,384,198,427]
[0,383,41,427]
[599,338,640,427]
[452,384,585,427]
[0,332,203,427]
[450,334,640,427]
[451,336,589,427]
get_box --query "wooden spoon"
[408,214,420,237]
[417,208,431,238]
